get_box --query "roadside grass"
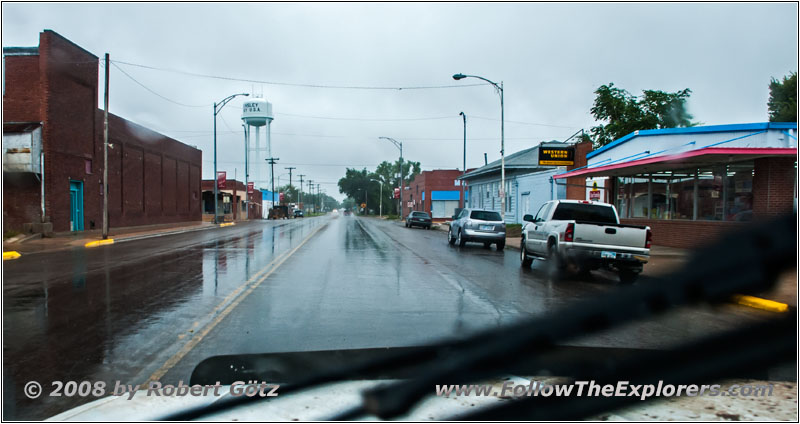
[3,230,21,240]
[506,223,522,238]
[384,214,401,221]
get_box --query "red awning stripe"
[553,147,797,179]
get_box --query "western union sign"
[538,144,575,166]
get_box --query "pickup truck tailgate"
[573,223,647,249]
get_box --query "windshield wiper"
[161,213,795,421]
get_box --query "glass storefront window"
[724,162,754,221]
[630,176,650,218]
[614,160,754,221]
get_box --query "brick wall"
[2,173,42,232]
[2,55,42,123]
[406,169,467,219]
[566,141,592,200]
[753,157,796,218]
[620,218,745,249]
[3,30,202,233]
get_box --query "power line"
[110,61,211,108]
[111,59,490,91]
[471,115,581,129]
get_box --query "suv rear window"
[411,212,429,217]
[470,211,502,221]
[551,203,617,224]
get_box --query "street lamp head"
[453,73,466,80]
[459,111,465,117]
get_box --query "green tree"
[768,72,797,122]
[589,83,696,148]
[337,159,421,215]
[276,184,299,204]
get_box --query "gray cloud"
[3,2,796,200]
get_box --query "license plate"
[601,251,617,259]
[480,225,493,231]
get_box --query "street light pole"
[459,111,466,209]
[285,167,295,203]
[453,73,505,222]
[379,136,404,219]
[243,124,249,220]
[214,92,249,224]
[370,178,383,217]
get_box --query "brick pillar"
[752,157,796,218]
[566,141,593,200]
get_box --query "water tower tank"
[242,98,273,127]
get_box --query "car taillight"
[645,228,652,248]
[564,223,574,242]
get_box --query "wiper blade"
[161,213,795,421]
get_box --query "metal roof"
[458,144,558,180]
[587,122,798,160]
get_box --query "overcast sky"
[3,2,797,201]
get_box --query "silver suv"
[448,208,506,250]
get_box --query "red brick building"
[201,179,262,221]
[3,30,202,234]
[556,123,797,248]
[405,169,474,221]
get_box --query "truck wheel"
[548,243,565,269]
[619,269,639,284]
[496,241,505,251]
[457,230,466,247]
[448,228,456,245]
[520,240,533,268]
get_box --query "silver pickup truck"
[520,200,651,283]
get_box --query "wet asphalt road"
[3,215,770,420]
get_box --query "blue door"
[69,180,84,231]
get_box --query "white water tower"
[242,98,274,192]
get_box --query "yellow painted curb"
[3,251,21,260]
[219,222,235,227]
[731,295,789,313]
[85,239,115,248]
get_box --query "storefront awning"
[553,147,797,179]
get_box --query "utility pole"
[266,158,279,218]
[102,53,109,239]
[285,167,295,203]
[308,180,314,213]
[298,174,305,208]
[317,184,321,212]
[378,137,404,218]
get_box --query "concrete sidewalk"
[4,221,219,254]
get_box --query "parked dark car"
[405,211,432,229]
[294,209,304,218]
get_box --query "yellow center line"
[144,221,327,384]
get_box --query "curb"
[3,251,21,260]
[85,239,115,248]
[731,295,789,313]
